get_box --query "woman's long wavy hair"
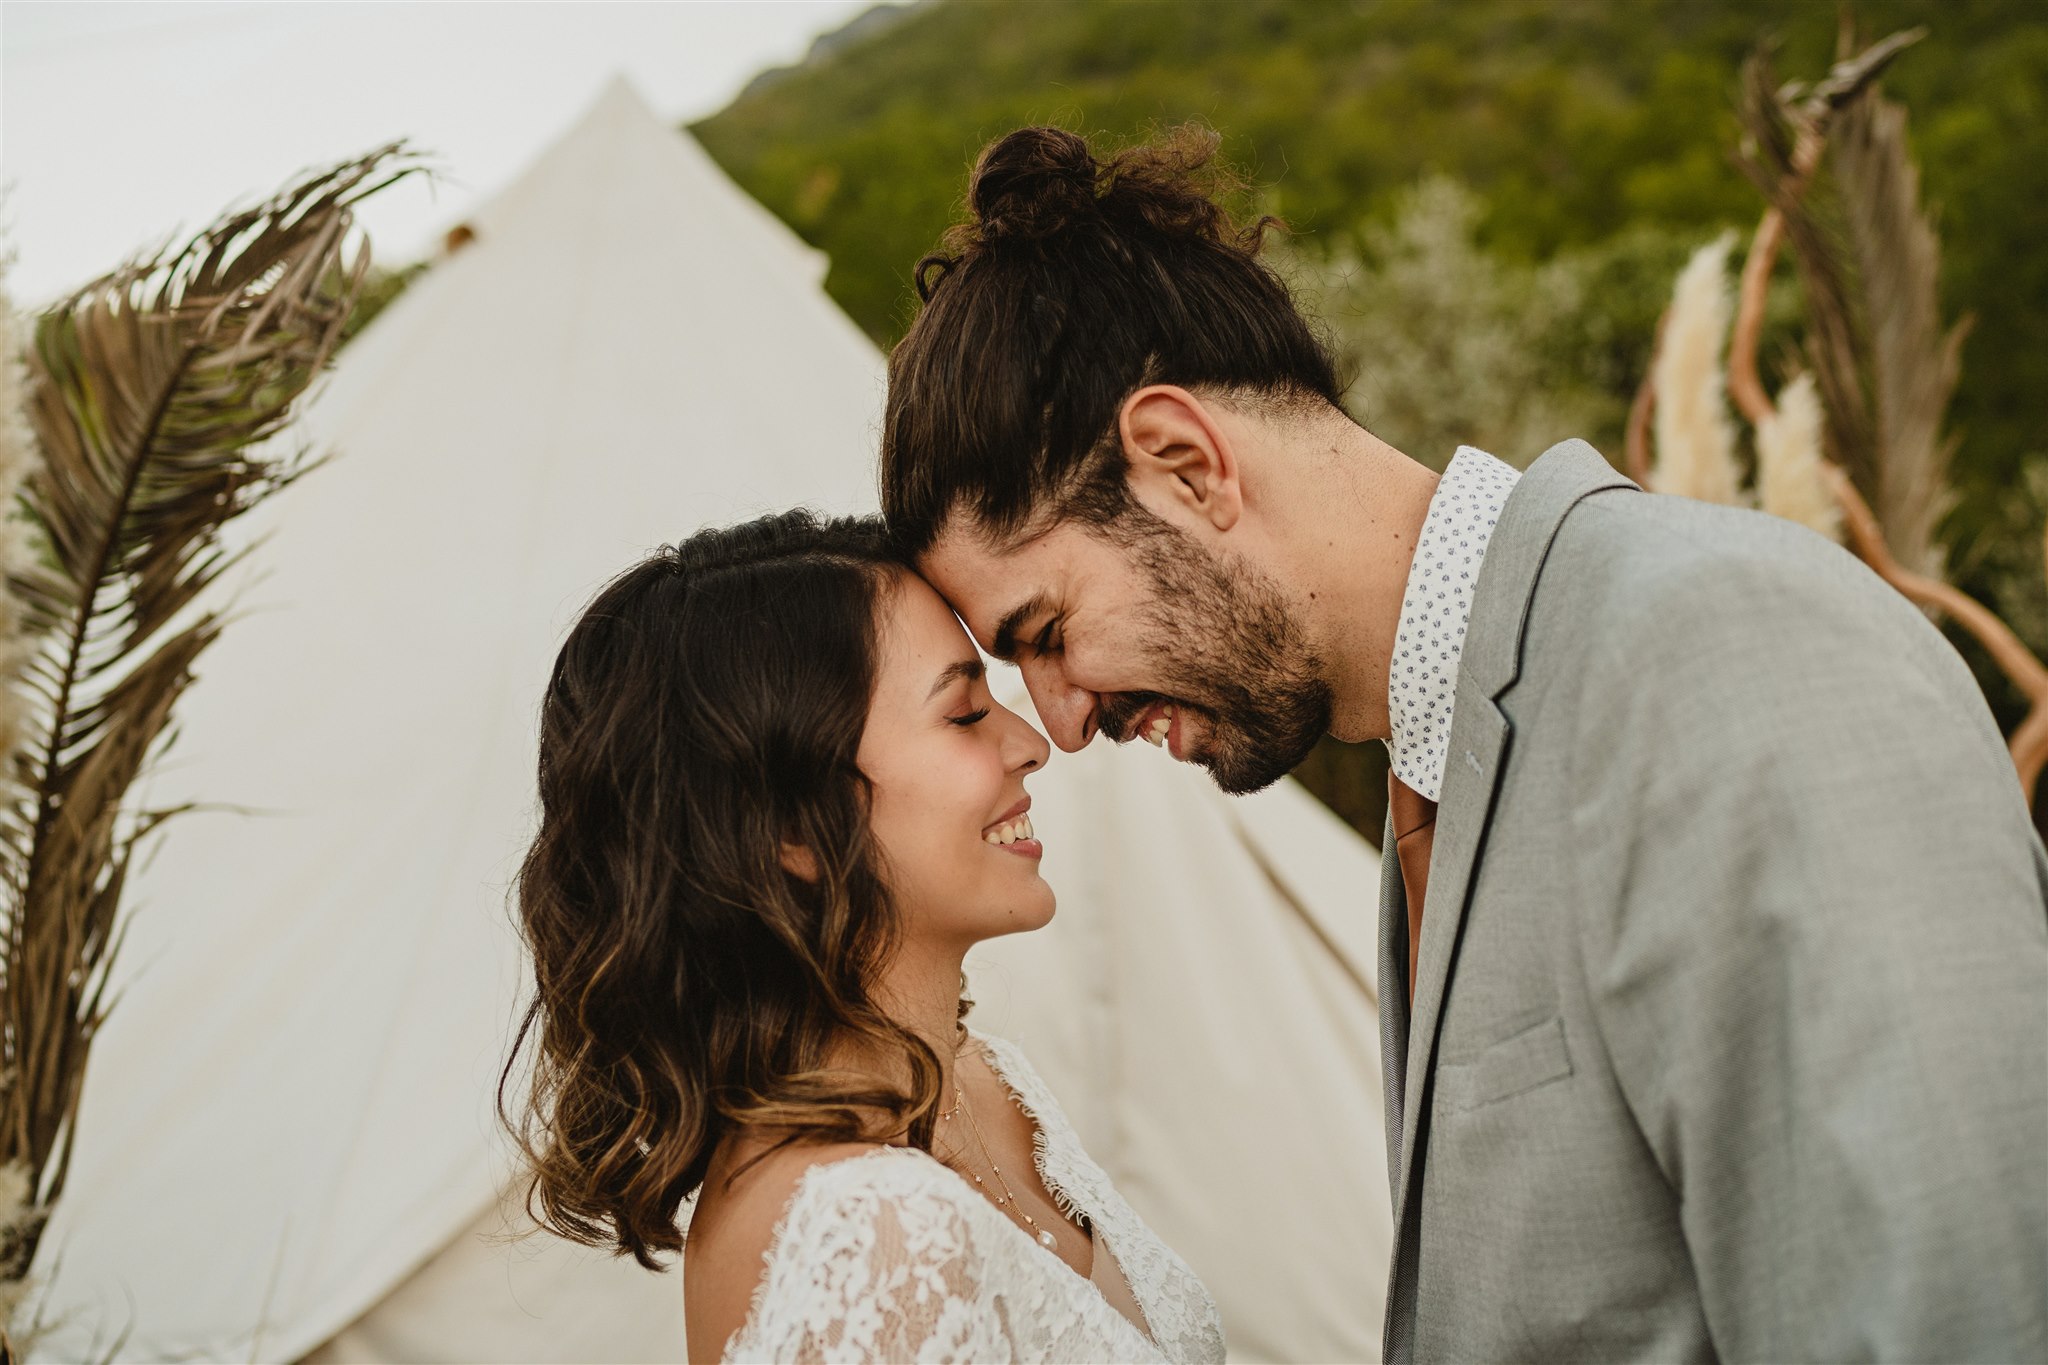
[500,509,952,1270]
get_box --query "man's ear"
[1117,385,1242,532]
[779,841,820,883]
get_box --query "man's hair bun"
[967,127,1103,243]
[917,122,1260,301]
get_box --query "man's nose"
[1021,657,1097,752]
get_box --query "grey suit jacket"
[1378,440,2048,1363]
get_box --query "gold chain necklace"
[940,1083,1060,1250]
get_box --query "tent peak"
[580,72,664,127]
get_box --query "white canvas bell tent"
[31,79,1392,1365]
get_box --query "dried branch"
[1624,308,1665,486]
[1727,210,1782,429]
[1796,27,1927,120]
[1826,464,2048,783]
[2011,701,2048,806]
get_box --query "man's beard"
[1094,515,1331,795]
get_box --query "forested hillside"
[691,0,2048,829]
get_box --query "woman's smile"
[981,798,1042,858]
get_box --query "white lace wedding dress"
[713,1031,1227,1363]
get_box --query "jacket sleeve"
[1567,548,2048,1363]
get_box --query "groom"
[878,126,2048,1362]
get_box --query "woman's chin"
[1017,895,1057,934]
[981,886,1057,940]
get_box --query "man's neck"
[1266,421,1440,745]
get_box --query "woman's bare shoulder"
[682,1139,907,1362]
[693,1139,895,1243]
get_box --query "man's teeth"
[984,814,1036,846]
[1144,705,1176,747]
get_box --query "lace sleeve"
[725,1150,1019,1364]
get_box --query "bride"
[502,509,1226,1363]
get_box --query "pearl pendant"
[1037,1228,1058,1249]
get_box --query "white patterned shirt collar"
[1387,445,1522,803]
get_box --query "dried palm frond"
[1724,31,1919,431]
[0,253,46,1364]
[1715,29,2048,801]
[0,1161,33,1356]
[1755,373,1841,541]
[0,145,417,1315]
[1736,47,1874,497]
[1649,233,1744,506]
[1830,87,1968,579]
[1734,32,1957,578]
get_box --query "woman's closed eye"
[948,707,991,728]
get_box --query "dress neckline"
[963,1031,1156,1347]
[719,1032,1159,1359]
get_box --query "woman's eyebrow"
[925,657,985,702]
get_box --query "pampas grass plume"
[1756,373,1842,541]
[1651,232,1746,506]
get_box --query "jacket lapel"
[1384,441,1640,1265]
[1377,810,1409,1196]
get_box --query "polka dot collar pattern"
[1387,446,1522,803]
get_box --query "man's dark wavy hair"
[881,123,1345,558]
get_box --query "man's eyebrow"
[990,592,1053,663]
[925,657,985,702]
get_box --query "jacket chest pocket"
[1436,1015,1574,1113]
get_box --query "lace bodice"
[713,1031,1226,1364]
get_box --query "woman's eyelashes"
[948,707,991,728]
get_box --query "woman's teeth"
[1144,705,1176,747]
[984,814,1036,846]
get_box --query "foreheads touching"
[916,385,1335,795]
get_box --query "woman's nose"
[1003,703,1053,772]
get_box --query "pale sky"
[0,0,880,306]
